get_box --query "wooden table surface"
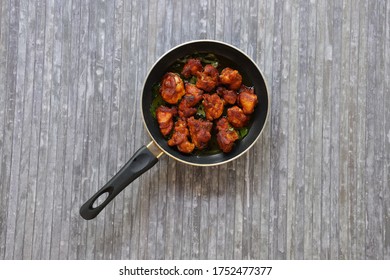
[1,0,389,260]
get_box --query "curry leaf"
[196,104,206,119]
[239,127,249,139]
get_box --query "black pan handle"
[80,144,162,220]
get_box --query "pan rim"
[141,39,271,167]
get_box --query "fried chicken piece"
[238,85,258,114]
[219,67,242,90]
[216,86,237,105]
[196,64,219,92]
[185,82,204,103]
[203,93,224,121]
[187,116,213,150]
[156,105,177,136]
[178,83,204,118]
[178,99,197,118]
[181,58,203,78]
[227,106,249,128]
[160,72,185,104]
[168,119,195,153]
[216,117,239,153]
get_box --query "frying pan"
[80,40,270,220]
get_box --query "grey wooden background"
[0,0,389,260]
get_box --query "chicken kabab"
[168,118,195,154]
[187,117,213,150]
[160,72,185,104]
[216,86,237,105]
[196,64,219,92]
[178,83,204,118]
[181,58,203,78]
[227,106,249,128]
[203,93,224,121]
[156,105,177,136]
[216,117,239,153]
[219,67,242,90]
[238,85,258,114]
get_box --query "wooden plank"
[384,0,390,259]
[268,0,283,260]
[372,0,386,259]
[205,165,218,259]
[276,0,289,260]
[199,166,210,260]
[319,0,333,259]
[378,0,387,260]
[30,0,50,260]
[2,0,20,260]
[49,0,68,260]
[39,0,56,260]
[312,0,326,259]
[329,0,343,259]
[172,162,186,259]
[190,166,202,259]
[339,0,352,259]
[355,0,368,259]
[347,0,360,260]
[294,0,309,260]
[0,0,10,260]
[54,1,74,259]
[302,0,317,260]
[285,0,298,260]
[365,0,384,260]
[258,0,272,260]
[10,0,28,260]
[225,162,237,259]
[19,0,39,260]
[171,0,183,47]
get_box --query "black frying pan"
[80,40,270,220]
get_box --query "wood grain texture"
[0,0,389,260]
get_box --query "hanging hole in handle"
[92,190,110,209]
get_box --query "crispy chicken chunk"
[185,82,204,102]
[216,86,237,105]
[178,83,204,118]
[168,119,195,153]
[227,106,249,128]
[181,58,203,78]
[160,72,185,104]
[238,86,258,114]
[187,117,213,150]
[219,67,242,90]
[216,117,239,153]
[156,105,177,136]
[196,64,219,92]
[203,93,224,121]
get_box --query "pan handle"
[79,142,163,220]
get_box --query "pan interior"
[142,41,269,166]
